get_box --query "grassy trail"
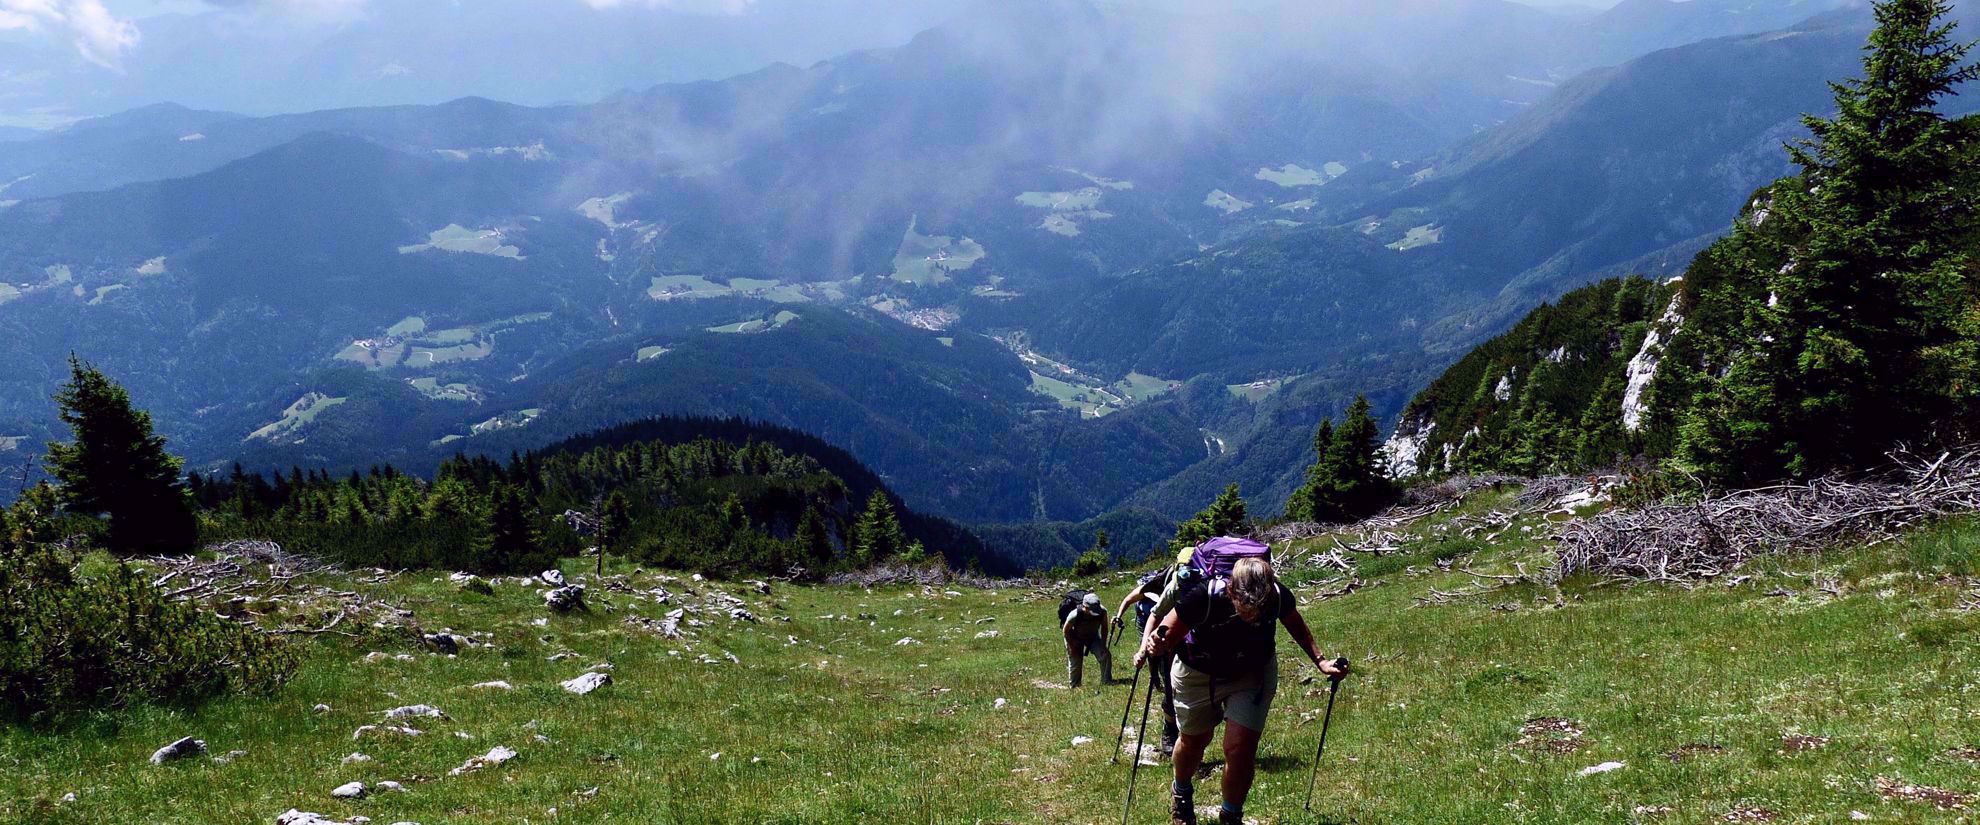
[2,500,1977,824]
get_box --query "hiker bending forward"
[1137,557,1348,825]
[1063,593,1114,687]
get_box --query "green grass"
[891,217,984,285]
[247,393,348,443]
[5,502,1979,823]
[1254,164,1327,188]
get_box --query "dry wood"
[1555,448,1980,583]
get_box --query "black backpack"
[1056,589,1092,627]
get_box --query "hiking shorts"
[1171,656,1278,736]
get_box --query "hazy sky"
[8,0,1629,73]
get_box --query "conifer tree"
[853,490,906,565]
[597,490,632,575]
[44,357,197,554]
[1289,396,1394,522]
[1173,483,1251,549]
[1682,0,1979,480]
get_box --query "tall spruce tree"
[45,358,197,555]
[597,491,632,575]
[1173,483,1251,550]
[1682,0,1979,481]
[1289,396,1394,522]
[852,490,906,565]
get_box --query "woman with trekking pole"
[1134,556,1348,825]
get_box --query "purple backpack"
[1186,536,1272,580]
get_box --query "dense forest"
[196,417,999,577]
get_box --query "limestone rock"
[331,781,366,799]
[381,705,447,720]
[448,745,517,776]
[545,585,587,613]
[561,672,612,695]
[150,737,206,765]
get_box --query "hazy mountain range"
[4,0,1962,564]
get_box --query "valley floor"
[3,492,1978,824]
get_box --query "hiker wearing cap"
[1138,555,1348,825]
[1063,592,1114,687]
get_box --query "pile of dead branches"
[141,540,407,636]
[1556,449,1980,582]
[1398,474,1523,507]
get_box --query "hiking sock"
[1218,802,1243,823]
[1173,778,1194,801]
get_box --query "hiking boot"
[1216,807,1244,825]
[1160,731,1177,758]
[1170,790,1197,825]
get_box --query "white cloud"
[0,0,141,69]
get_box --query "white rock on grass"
[330,781,366,799]
[994,698,1008,710]
[561,672,613,695]
[1578,761,1626,776]
[894,637,918,646]
[540,569,567,586]
[448,745,517,776]
[545,585,587,613]
[382,705,447,720]
[313,704,333,714]
[976,630,1001,639]
[150,737,206,765]
[352,725,423,741]
[376,781,406,793]
[468,681,513,691]
[1071,736,1094,747]
[276,811,354,825]
[341,752,372,764]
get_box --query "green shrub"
[1,491,298,724]
[1071,547,1110,577]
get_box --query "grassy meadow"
[2,492,1977,824]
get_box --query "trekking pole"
[1304,657,1350,813]
[1122,668,1159,825]
[1110,658,1144,764]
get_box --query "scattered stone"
[1779,734,1831,754]
[313,704,333,714]
[1722,806,1777,822]
[540,570,567,587]
[729,607,758,623]
[1876,776,1971,810]
[468,680,513,691]
[546,585,587,613]
[351,725,422,741]
[747,580,772,595]
[342,752,372,765]
[562,672,613,695]
[452,573,494,596]
[150,737,206,765]
[974,617,996,624]
[213,749,249,765]
[1071,736,1094,747]
[277,811,357,825]
[994,698,1008,710]
[1667,743,1726,763]
[423,634,462,655]
[1578,761,1625,776]
[894,637,919,646]
[1849,812,1870,821]
[60,793,76,803]
[1632,805,1674,817]
[448,745,517,776]
[330,782,366,800]
[375,781,406,793]
[382,705,447,720]
[1945,746,1980,763]
[547,651,581,662]
[1516,718,1585,754]
[975,630,1000,639]
[1030,679,1069,690]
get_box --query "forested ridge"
[1381,0,1980,488]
